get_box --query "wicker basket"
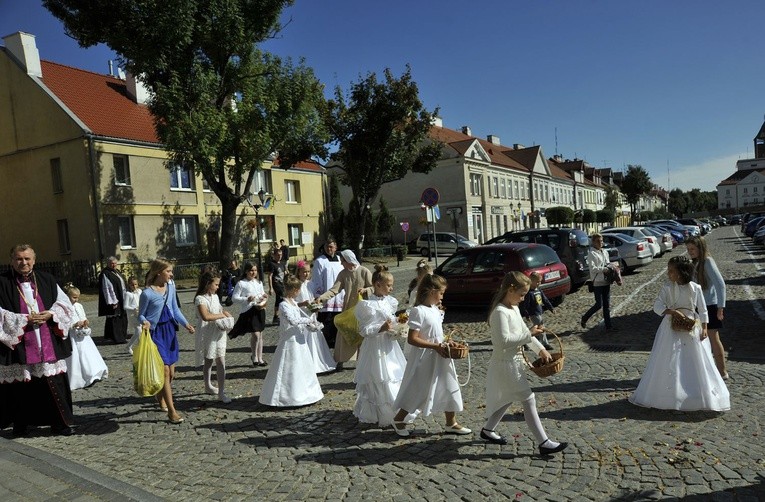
[523,332,565,378]
[441,341,469,359]
[671,308,696,332]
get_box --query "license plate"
[544,270,561,281]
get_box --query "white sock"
[540,438,561,449]
[483,404,511,433]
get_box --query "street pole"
[254,206,262,275]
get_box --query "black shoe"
[52,426,74,436]
[335,362,345,372]
[480,428,507,445]
[539,439,568,455]
[257,361,268,367]
[12,424,28,437]
[580,317,587,329]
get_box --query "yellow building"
[0,32,325,268]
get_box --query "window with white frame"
[470,173,483,196]
[285,180,301,203]
[492,177,499,197]
[114,155,131,185]
[57,219,70,254]
[118,216,136,248]
[173,216,198,246]
[51,158,63,194]
[288,223,303,246]
[514,180,519,199]
[545,185,549,202]
[170,163,194,190]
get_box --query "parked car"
[434,243,571,308]
[729,214,742,225]
[677,218,709,235]
[483,227,590,287]
[600,233,654,273]
[682,224,701,237]
[647,223,685,246]
[647,220,690,240]
[745,216,765,237]
[416,232,478,257]
[639,226,673,254]
[602,226,662,257]
[752,226,765,245]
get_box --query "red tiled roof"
[40,60,159,144]
[429,125,528,173]
[273,158,324,172]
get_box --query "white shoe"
[444,424,472,435]
[393,422,410,437]
[219,394,232,404]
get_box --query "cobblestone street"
[2,225,764,501]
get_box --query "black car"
[484,227,591,287]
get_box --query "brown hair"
[668,255,694,285]
[414,273,447,306]
[195,270,221,296]
[372,264,393,284]
[283,274,302,295]
[685,236,709,290]
[145,258,172,287]
[487,272,531,325]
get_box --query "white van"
[416,232,478,257]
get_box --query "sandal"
[168,414,185,424]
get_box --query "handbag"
[132,328,165,397]
[334,294,363,347]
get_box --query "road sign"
[420,187,440,207]
[400,221,410,232]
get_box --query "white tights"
[203,357,227,396]
[483,394,556,446]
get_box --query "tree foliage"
[604,185,620,212]
[545,206,574,226]
[596,209,614,224]
[582,209,596,223]
[44,0,329,267]
[620,165,653,224]
[326,66,442,252]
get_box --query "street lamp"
[517,202,522,229]
[248,188,267,275]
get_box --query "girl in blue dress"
[139,259,195,424]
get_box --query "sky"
[2,0,764,192]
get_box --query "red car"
[434,243,571,308]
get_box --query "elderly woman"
[316,250,374,369]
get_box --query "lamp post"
[517,202,522,230]
[250,188,267,275]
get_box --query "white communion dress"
[295,281,335,373]
[353,294,407,426]
[629,280,730,412]
[259,299,324,407]
[66,303,108,390]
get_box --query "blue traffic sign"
[421,187,440,207]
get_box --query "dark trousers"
[272,285,284,322]
[317,312,339,348]
[582,285,612,328]
[104,311,128,343]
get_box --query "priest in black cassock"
[98,256,128,343]
[0,244,76,436]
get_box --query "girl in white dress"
[353,265,407,426]
[63,284,108,390]
[124,276,142,355]
[259,275,324,407]
[228,262,268,366]
[481,272,568,455]
[194,272,235,403]
[392,274,470,437]
[630,256,730,412]
[294,260,335,373]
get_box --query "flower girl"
[392,274,470,437]
[629,256,730,411]
[194,271,235,403]
[353,265,407,426]
[294,260,335,373]
[124,276,142,355]
[64,284,108,390]
[259,275,324,407]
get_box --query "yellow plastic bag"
[334,295,363,347]
[132,328,165,397]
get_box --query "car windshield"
[608,232,640,243]
[569,229,589,246]
[518,246,559,268]
[437,253,470,276]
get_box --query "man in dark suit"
[98,256,128,343]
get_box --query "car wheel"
[551,295,565,307]
[620,259,629,274]
[420,248,430,257]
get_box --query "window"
[113,155,131,185]
[285,180,301,203]
[470,173,483,196]
[173,216,198,246]
[170,163,194,190]
[492,177,499,197]
[500,178,506,198]
[287,223,303,246]
[545,185,549,202]
[56,219,70,254]
[118,216,136,248]
[514,180,519,199]
[51,158,63,194]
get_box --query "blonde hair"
[283,274,302,296]
[63,282,80,297]
[686,236,710,290]
[487,272,531,325]
[145,258,172,286]
[414,274,447,306]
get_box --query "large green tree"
[325,66,442,253]
[45,0,329,267]
[620,165,653,224]
[667,188,687,217]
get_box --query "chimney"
[3,32,42,77]
[461,126,472,136]
[487,134,501,145]
[513,143,525,150]
[108,60,113,76]
[126,71,151,104]
[431,116,443,127]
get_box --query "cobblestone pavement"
[2,226,764,501]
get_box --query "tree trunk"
[218,194,242,270]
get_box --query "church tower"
[754,115,765,158]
